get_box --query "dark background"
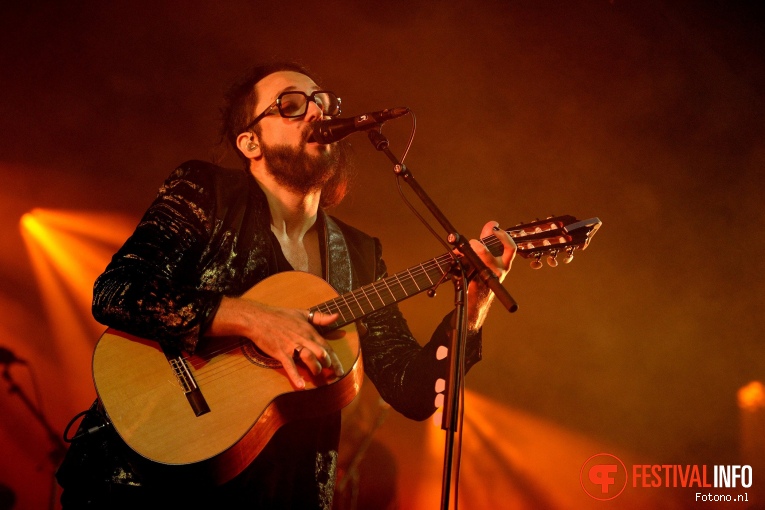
[1,1,763,508]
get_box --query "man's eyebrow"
[276,84,319,96]
[261,85,296,107]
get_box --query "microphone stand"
[367,126,517,510]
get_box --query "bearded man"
[56,62,515,509]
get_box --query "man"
[57,62,515,509]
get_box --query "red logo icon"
[580,453,628,500]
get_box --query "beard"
[259,139,344,197]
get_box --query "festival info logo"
[580,453,628,500]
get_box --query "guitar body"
[92,271,363,486]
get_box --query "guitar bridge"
[168,354,211,417]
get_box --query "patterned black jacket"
[58,160,482,509]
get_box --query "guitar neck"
[314,248,454,331]
[313,215,601,330]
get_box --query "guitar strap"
[322,212,353,295]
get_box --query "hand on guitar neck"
[464,221,517,331]
[206,297,343,390]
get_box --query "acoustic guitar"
[92,215,601,485]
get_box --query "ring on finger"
[293,345,304,359]
[307,310,315,323]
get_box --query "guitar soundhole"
[241,341,282,369]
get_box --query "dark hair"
[219,62,352,208]
[220,61,317,161]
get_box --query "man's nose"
[303,100,323,122]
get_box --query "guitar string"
[187,255,450,384]
[187,264,444,385]
[187,249,451,385]
[187,229,560,373]
[101,225,572,399]
[178,238,456,384]
[180,225,569,384]
[188,238,487,383]
[206,223,565,348]
[188,263,428,384]
[188,229,557,373]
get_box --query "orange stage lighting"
[19,208,137,407]
[27,208,136,247]
[738,381,765,412]
[367,389,691,510]
[738,381,765,505]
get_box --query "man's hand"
[465,221,516,331]
[207,297,342,390]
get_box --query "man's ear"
[236,132,261,158]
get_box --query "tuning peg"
[547,251,559,267]
[530,254,543,269]
[563,247,575,264]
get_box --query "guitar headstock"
[501,215,602,269]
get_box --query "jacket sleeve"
[360,238,482,421]
[92,163,223,353]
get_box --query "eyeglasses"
[244,90,342,132]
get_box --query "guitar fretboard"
[314,249,460,330]
[311,215,599,331]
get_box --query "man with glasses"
[57,62,515,509]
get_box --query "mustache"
[302,125,314,144]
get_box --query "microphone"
[311,107,410,144]
[0,346,26,365]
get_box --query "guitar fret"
[411,270,424,288]
[434,256,450,278]
[350,289,370,316]
[331,296,352,322]
[368,281,387,308]
[342,293,362,320]
[428,262,442,282]
[406,268,422,292]
[314,302,330,318]
[379,278,397,304]
[415,263,437,289]
[402,276,418,295]
[353,290,371,317]
[358,286,376,311]
[343,292,360,319]
[421,263,435,286]
[401,282,418,296]
[435,258,450,277]
[392,274,408,298]
[318,301,345,330]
